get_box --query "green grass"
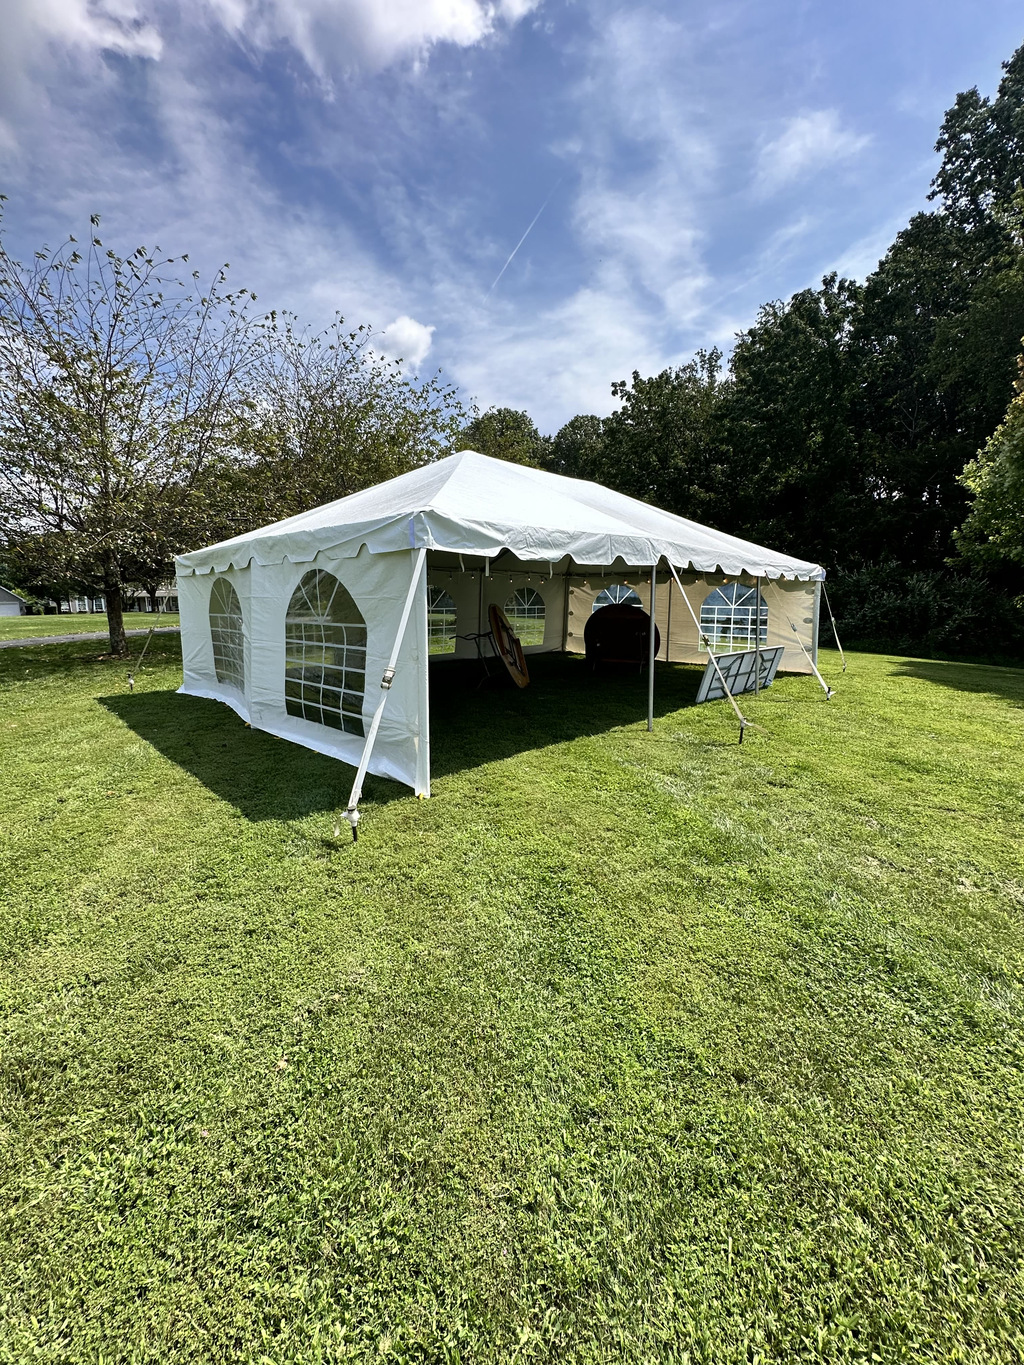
[0,612,180,641]
[1,640,1023,1363]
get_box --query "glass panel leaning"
[209,578,245,691]
[284,570,366,736]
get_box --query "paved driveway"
[0,627,180,650]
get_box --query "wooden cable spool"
[487,603,530,688]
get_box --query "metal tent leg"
[341,547,427,841]
[647,563,657,732]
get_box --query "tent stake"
[342,547,427,840]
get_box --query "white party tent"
[175,450,825,827]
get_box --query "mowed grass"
[0,612,180,641]
[1,639,1023,1363]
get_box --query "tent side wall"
[177,546,429,795]
[565,572,818,674]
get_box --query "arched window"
[210,577,244,691]
[593,583,642,612]
[504,587,546,646]
[428,586,458,655]
[284,570,366,736]
[699,582,767,653]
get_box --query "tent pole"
[820,581,847,672]
[666,570,672,663]
[754,575,762,696]
[766,581,833,698]
[647,563,657,732]
[342,547,427,841]
[669,563,751,742]
[561,562,571,651]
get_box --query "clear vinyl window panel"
[284,570,366,736]
[209,577,245,691]
[592,583,642,612]
[504,587,546,646]
[427,586,457,655]
[699,582,768,653]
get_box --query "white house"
[0,585,27,617]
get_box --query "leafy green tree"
[545,414,607,481]
[599,349,735,525]
[931,44,1024,234]
[0,210,260,655]
[233,315,466,527]
[956,353,1024,565]
[456,406,550,467]
[728,278,864,562]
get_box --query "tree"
[931,43,1024,235]
[0,210,260,655]
[545,413,607,481]
[456,407,550,467]
[233,314,465,527]
[956,353,1024,566]
[728,279,864,562]
[598,349,736,526]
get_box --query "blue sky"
[0,1,1022,432]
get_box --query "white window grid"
[592,584,642,612]
[284,570,366,736]
[209,578,245,691]
[504,587,546,646]
[427,586,458,654]
[699,583,768,653]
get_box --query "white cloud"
[202,0,541,75]
[0,0,915,437]
[0,0,539,98]
[0,0,162,150]
[0,0,161,75]
[755,110,870,195]
[376,315,435,370]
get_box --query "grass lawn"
[1,639,1023,1362]
[0,612,180,642]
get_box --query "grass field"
[0,612,181,642]
[1,638,1023,1362]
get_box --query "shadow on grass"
[99,654,705,822]
[890,657,1024,708]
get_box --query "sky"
[0,0,1022,433]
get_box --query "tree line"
[3,44,1024,661]
[0,213,465,655]
[460,43,1024,660]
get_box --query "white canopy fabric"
[175,450,824,582]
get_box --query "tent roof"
[176,449,824,581]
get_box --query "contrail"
[486,179,562,297]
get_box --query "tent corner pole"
[342,546,427,841]
[647,562,657,732]
[754,575,762,696]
